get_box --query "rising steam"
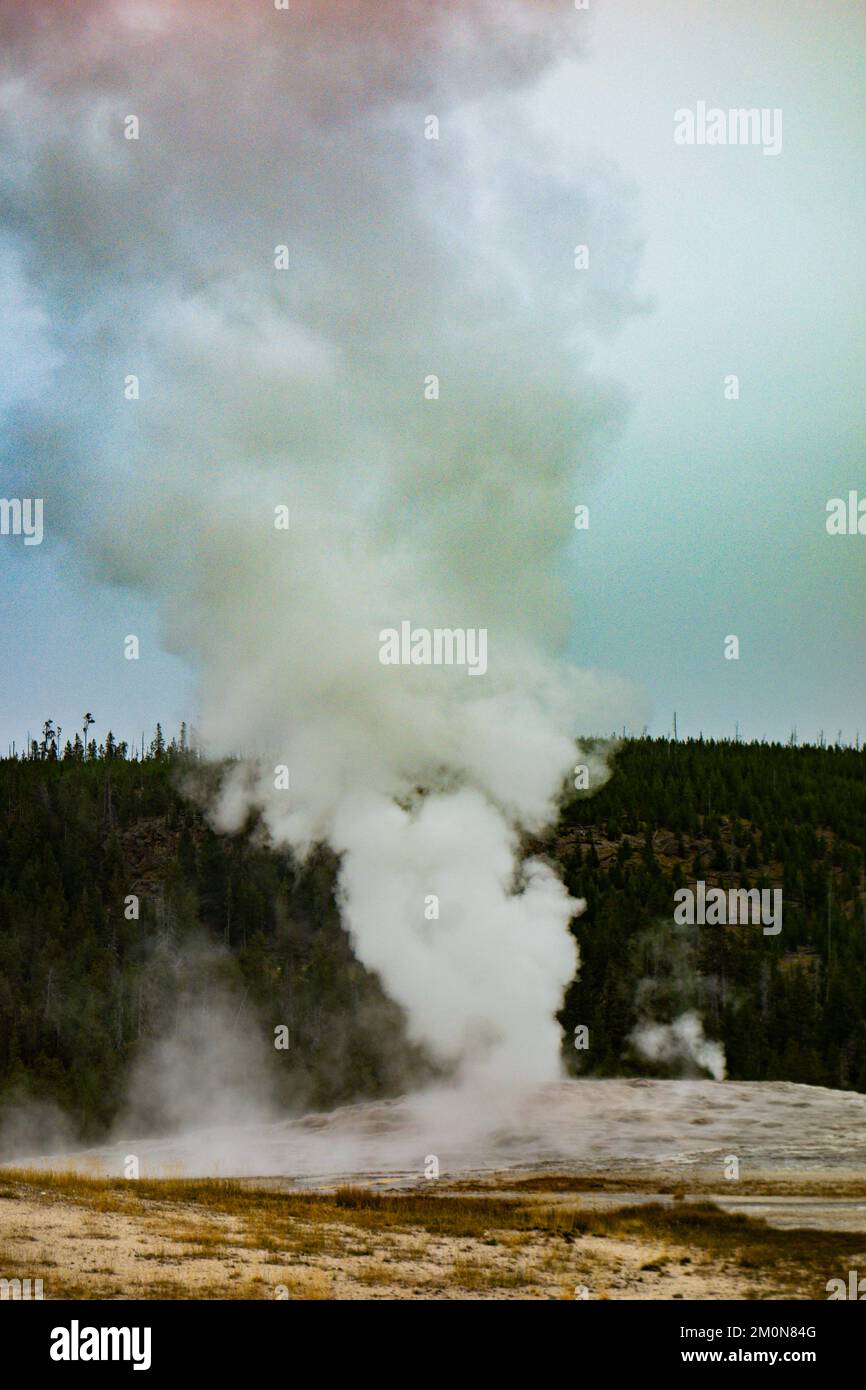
[631,1012,727,1083]
[0,1,645,1097]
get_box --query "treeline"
[0,744,425,1140]
[0,734,864,1140]
[11,716,189,764]
[557,737,866,1090]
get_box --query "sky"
[0,0,863,754]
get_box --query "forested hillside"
[0,732,864,1139]
[557,738,866,1092]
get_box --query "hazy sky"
[0,0,863,752]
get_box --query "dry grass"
[1,1168,863,1300]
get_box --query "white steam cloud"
[630,1012,727,1083]
[1,2,645,1095]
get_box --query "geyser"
[0,0,645,1094]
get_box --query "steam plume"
[630,1012,727,1083]
[0,1,644,1091]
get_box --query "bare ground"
[2,1169,865,1301]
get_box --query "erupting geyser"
[0,0,644,1099]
